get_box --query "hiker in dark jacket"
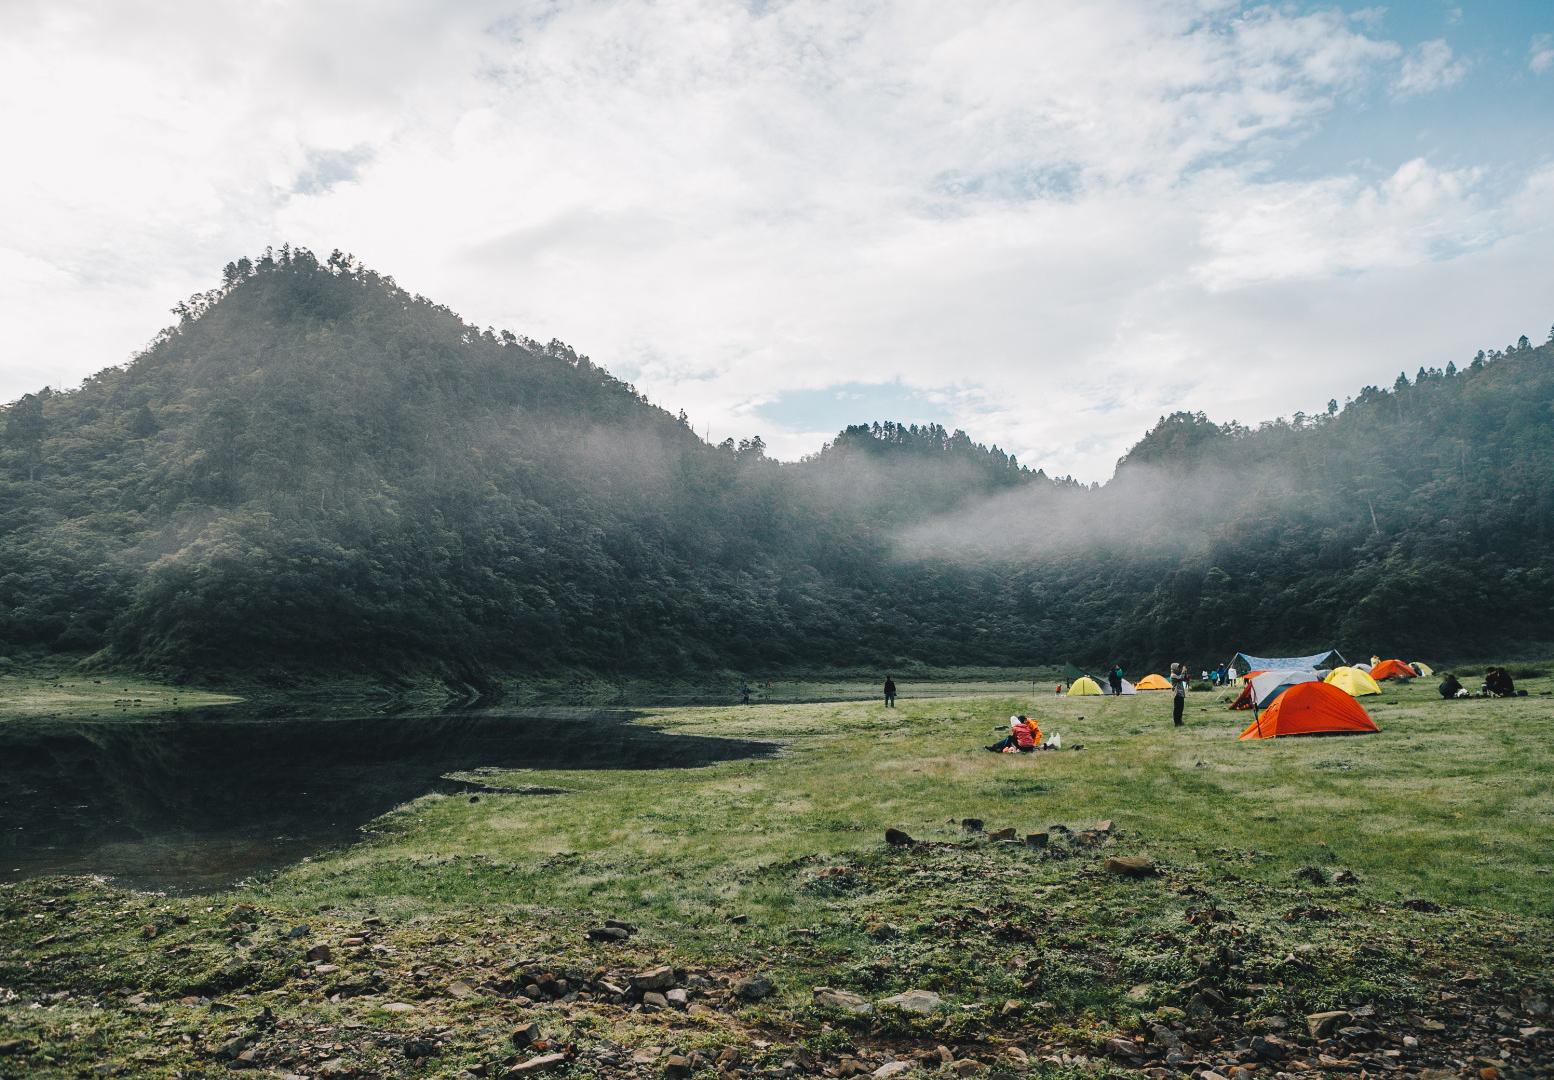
[1438,673,1463,698]
[1108,663,1124,696]
[1169,662,1189,727]
[883,676,896,708]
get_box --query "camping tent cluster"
[1057,648,1429,741]
[1224,646,1407,740]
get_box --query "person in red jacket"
[987,715,1040,753]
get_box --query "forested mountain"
[3,247,1552,681]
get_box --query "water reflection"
[0,706,772,891]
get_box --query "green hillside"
[2,247,1551,680]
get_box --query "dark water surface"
[0,706,773,892]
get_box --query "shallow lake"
[0,706,773,892]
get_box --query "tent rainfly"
[1230,668,1319,711]
[1325,666,1382,697]
[1370,658,1417,681]
[1238,681,1379,740]
[1231,649,1345,672]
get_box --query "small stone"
[587,926,630,942]
[1104,855,1157,877]
[885,828,914,846]
[1000,998,1021,1016]
[285,924,310,939]
[140,923,158,939]
[666,988,689,1008]
[814,987,873,1014]
[447,980,474,998]
[305,944,331,963]
[403,1038,437,1059]
[1305,1011,1350,1039]
[642,990,669,1009]
[949,1060,982,1075]
[726,913,749,924]
[872,1063,913,1078]
[1025,832,1048,848]
[381,1002,416,1013]
[961,818,984,833]
[988,827,1017,842]
[313,963,339,975]
[506,1052,567,1075]
[733,973,775,1001]
[879,989,945,1015]
[664,1055,692,1078]
[214,1034,255,1061]
[631,965,676,991]
[512,1022,541,1046]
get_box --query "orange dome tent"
[1238,681,1379,740]
[1369,658,1416,681]
[1134,673,1171,690]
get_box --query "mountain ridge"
[4,247,1552,679]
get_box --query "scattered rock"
[587,926,631,942]
[1293,866,1328,886]
[284,924,310,939]
[878,989,945,1015]
[1025,832,1048,848]
[814,987,873,1014]
[1403,898,1443,913]
[511,1022,541,1047]
[631,965,676,991]
[960,818,984,833]
[666,988,689,1008]
[664,1055,692,1079]
[987,827,1017,842]
[446,980,474,998]
[214,1034,256,1061]
[1104,855,1157,878]
[505,1052,567,1075]
[381,1002,416,1014]
[1306,1010,1350,1039]
[726,913,749,924]
[305,944,331,963]
[403,1038,437,1059]
[733,973,775,1001]
[642,991,669,1009]
[885,828,914,846]
[872,1063,913,1078]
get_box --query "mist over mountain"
[3,248,1551,681]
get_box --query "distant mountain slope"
[2,247,1550,679]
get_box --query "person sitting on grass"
[1483,667,1516,697]
[1438,673,1464,699]
[987,715,1040,753]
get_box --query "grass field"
[0,668,241,722]
[2,671,1552,1077]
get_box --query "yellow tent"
[1134,673,1172,690]
[1324,666,1381,697]
[1067,676,1104,696]
[1411,661,1434,677]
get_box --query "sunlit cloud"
[1,1,1550,480]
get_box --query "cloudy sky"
[3,1,1552,480]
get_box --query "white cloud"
[1392,38,1468,99]
[1532,34,1554,75]
[1,1,1550,481]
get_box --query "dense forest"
[3,247,1552,682]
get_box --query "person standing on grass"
[1169,662,1189,727]
[883,675,896,708]
[1108,663,1124,697]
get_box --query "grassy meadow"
[2,671,1552,1077]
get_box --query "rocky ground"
[3,821,1549,1079]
